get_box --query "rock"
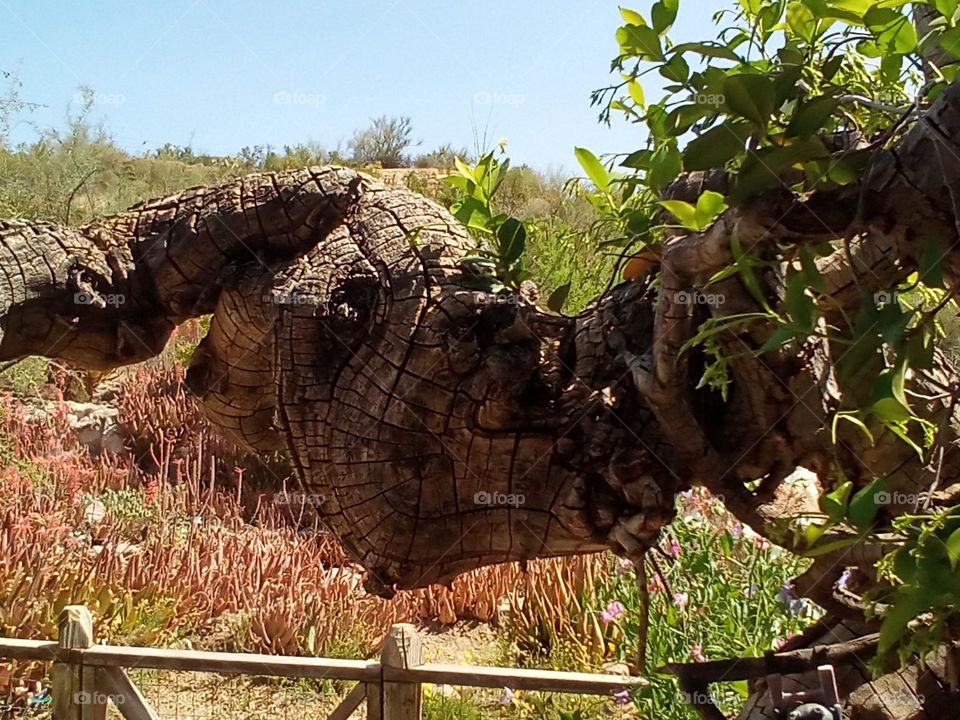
[23,400,125,455]
[83,499,106,524]
[601,661,631,676]
[65,402,125,455]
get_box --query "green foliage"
[579,0,960,670]
[445,148,535,293]
[349,115,419,168]
[617,494,815,719]
[0,357,49,397]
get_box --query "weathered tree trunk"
[0,167,676,595]
[1,79,958,720]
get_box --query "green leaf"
[820,480,853,523]
[665,103,714,136]
[786,1,818,41]
[547,282,572,313]
[824,0,871,21]
[731,228,771,311]
[660,53,690,83]
[574,147,610,193]
[935,0,959,17]
[760,325,801,352]
[454,157,478,184]
[619,7,647,25]
[871,365,911,424]
[627,80,645,107]
[827,149,871,186]
[732,137,830,202]
[945,527,960,570]
[651,0,679,33]
[803,534,861,557]
[919,239,946,289]
[848,477,885,530]
[695,190,728,228]
[660,200,700,230]
[821,55,844,80]
[907,325,936,371]
[723,74,777,128]
[787,96,840,137]
[784,269,817,332]
[453,197,492,232]
[878,594,921,655]
[805,521,830,548]
[832,411,875,446]
[683,122,751,171]
[648,141,682,190]
[942,27,960,59]
[497,218,527,265]
[774,64,804,106]
[671,41,742,62]
[616,24,665,60]
[864,7,918,54]
[621,150,651,170]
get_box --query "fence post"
[52,605,105,720]
[378,623,423,720]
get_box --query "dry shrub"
[0,362,612,703]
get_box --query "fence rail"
[1,605,646,720]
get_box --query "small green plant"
[444,147,535,295]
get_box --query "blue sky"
[1,0,726,171]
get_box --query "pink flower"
[616,558,634,575]
[691,644,707,662]
[647,574,665,593]
[499,687,514,705]
[665,539,682,558]
[601,600,626,623]
[613,689,631,705]
[672,592,689,610]
[773,634,798,651]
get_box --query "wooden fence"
[1,605,646,720]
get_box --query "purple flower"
[776,583,805,615]
[499,687,514,705]
[672,592,689,610]
[616,558,634,575]
[601,600,626,623]
[613,689,631,705]
[836,569,853,591]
